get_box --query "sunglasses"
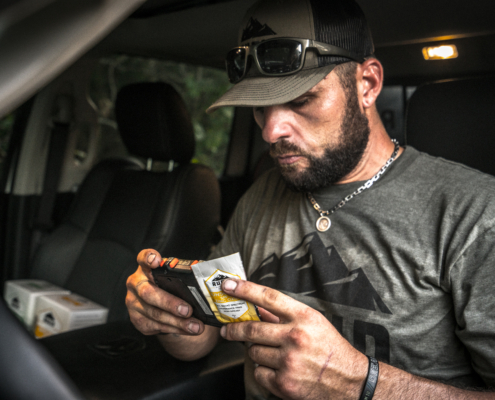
[226,38,365,84]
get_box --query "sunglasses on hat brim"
[226,38,365,84]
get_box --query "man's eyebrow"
[286,87,322,105]
[294,88,320,99]
[306,86,322,95]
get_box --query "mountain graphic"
[212,274,229,283]
[250,233,392,314]
[241,17,277,42]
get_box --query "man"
[126,0,495,398]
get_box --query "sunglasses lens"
[257,40,303,74]
[226,48,247,83]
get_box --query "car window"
[0,113,14,178]
[376,85,416,145]
[89,55,234,176]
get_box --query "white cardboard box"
[34,293,108,338]
[3,280,70,330]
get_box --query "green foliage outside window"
[90,55,233,175]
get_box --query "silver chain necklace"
[307,139,400,232]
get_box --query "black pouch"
[152,258,223,328]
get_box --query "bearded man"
[126,0,495,398]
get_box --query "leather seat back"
[405,75,495,175]
[30,82,221,322]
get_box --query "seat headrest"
[115,82,195,163]
[406,75,495,175]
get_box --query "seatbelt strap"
[34,121,70,230]
[30,95,72,260]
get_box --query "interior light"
[422,45,458,60]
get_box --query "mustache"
[269,140,309,158]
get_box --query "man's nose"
[261,105,292,144]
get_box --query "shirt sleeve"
[208,180,255,261]
[449,225,495,387]
[208,170,276,265]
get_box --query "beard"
[270,88,370,193]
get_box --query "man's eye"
[290,98,309,108]
[254,107,264,114]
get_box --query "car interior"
[0,0,494,399]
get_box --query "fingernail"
[147,253,156,264]
[178,305,189,316]
[223,279,237,292]
[188,322,200,334]
[220,325,226,338]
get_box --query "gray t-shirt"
[210,146,495,399]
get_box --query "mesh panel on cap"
[207,0,375,111]
[309,0,374,67]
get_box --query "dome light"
[423,45,458,60]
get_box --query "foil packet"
[152,253,260,327]
[192,253,260,324]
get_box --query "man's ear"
[357,58,384,109]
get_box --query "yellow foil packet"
[191,253,260,324]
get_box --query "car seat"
[405,75,495,175]
[29,82,221,322]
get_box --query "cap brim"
[206,64,336,114]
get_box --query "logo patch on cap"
[241,17,277,42]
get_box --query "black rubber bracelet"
[359,356,379,400]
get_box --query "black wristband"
[358,356,379,400]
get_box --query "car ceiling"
[1,0,495,117]
[129,0,237,17]
[95,0,495,82]
[124,0,495,47]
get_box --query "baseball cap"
[206,0,374,113]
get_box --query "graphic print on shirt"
[251,232,391,313]
[250,232,391,361]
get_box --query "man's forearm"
[157,325,220,361]
[375,362,494,399]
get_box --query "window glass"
[376,86,405,144]
[0,113,14,178]
[90,55,233,175]
[376,85,417,145]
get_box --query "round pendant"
[316,216,331,232]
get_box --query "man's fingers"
[133,313,201,336]
[129,308,194,336]
[137,249,162,270]
[221,279,303,320]
[221,320,284,346]
[129,273,192,318]
[126,288,204,335]
[127,254,207,336]
[126,271,205,335]
[253,366,284,399]
[135,249,162,284]
[257,307,280,323]
[138,298,204,335]
[248,344,282,369]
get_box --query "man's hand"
[126,249,205,336]
[219,279,495,400]
[219,278,368,400]
[126,249,220,361]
